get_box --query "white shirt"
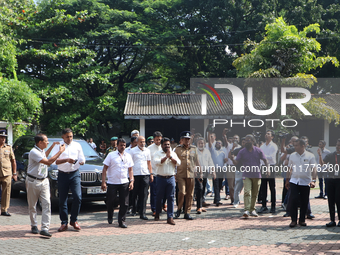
[154,150,181,176]
[103,150,134,184]
[27,146,48,178]
[51,141,86,172]
[89,142,96,149]
[125,146,133,154]
[288,150,316,186]
[260,141,278,165]
[129,146,151,176]
[148,143,162,175]
[197,148,214,172]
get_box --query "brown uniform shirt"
[174,144,198,178]
[0,144,15,177]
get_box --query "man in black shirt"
[318,138,340,227]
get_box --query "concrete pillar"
[204,119,209,140]
[140,119,145,137]
[324,119,329,146]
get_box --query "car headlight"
[49,170,58,180]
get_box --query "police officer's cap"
[180,131,192,139]
[0,129,7,137]
[110,136,118,141]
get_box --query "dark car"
[12,136,108,209]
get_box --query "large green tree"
[233,17,340,125]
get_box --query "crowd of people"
[0,127,339,238]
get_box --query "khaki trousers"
[26,178,51,231]
[243,178,260,212]
[177,177,194,214]
[0,175,11,213]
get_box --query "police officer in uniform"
[105,137,118,158]
[0,129,17,216]
[174,131,201,220]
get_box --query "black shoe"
[1,212,11,216]
[270,207,276,213]
[283,213,290,217]
[140,215,148,220]
[40,230,52,237]
[258,206,268,213]
[315,195,324,199]
[127,209,132,215]
[175,210,181,218]
[31,226,39,234]
[326,221,336,227]
[215,202,222,207]
[119,222,127,228]
[108,218,113,224]
[307,214,315,219]
[184,214,193,220]
[298,221,307,227]
[257,200,262,204]
[131,211,137,216]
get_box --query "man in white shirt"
[154,137,181,225]
[223,134,241,203]
[88,138,96,150]
[315,140,331,199]
[26,134,65,237]
[196,137,215,212]
[286,139,317,227]
[101,138,134,228]
[51,128,86,232]
[129,136,153,220]
[259,130,278,213]
[148,131,163,216]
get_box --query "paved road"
[0,180,339,255]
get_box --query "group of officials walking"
[1,127,340,237]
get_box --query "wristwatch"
[13,173,17,175]
[312,180,316,182]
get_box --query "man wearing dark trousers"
[259,130,278,214]
[129,136,153,220]
[148,131,163,216]
[315,140,330,199]
[101,138,134,228]
[51,128,85,232]
[154,138,181,225]
[318,138,340,227]
[285,139,317,227]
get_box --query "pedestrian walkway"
[0,179,339,255]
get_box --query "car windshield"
[46,139,99,157]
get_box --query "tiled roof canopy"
[124,92,340,119]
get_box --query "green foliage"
[233,17,340,125]
[0,78,40,123]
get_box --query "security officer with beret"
[174,131,201,220]
[105,137,118,158]
[0,129,17,216]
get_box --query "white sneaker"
[250,210,258,217]
[243,211,250,218]
[234,203,239,208]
